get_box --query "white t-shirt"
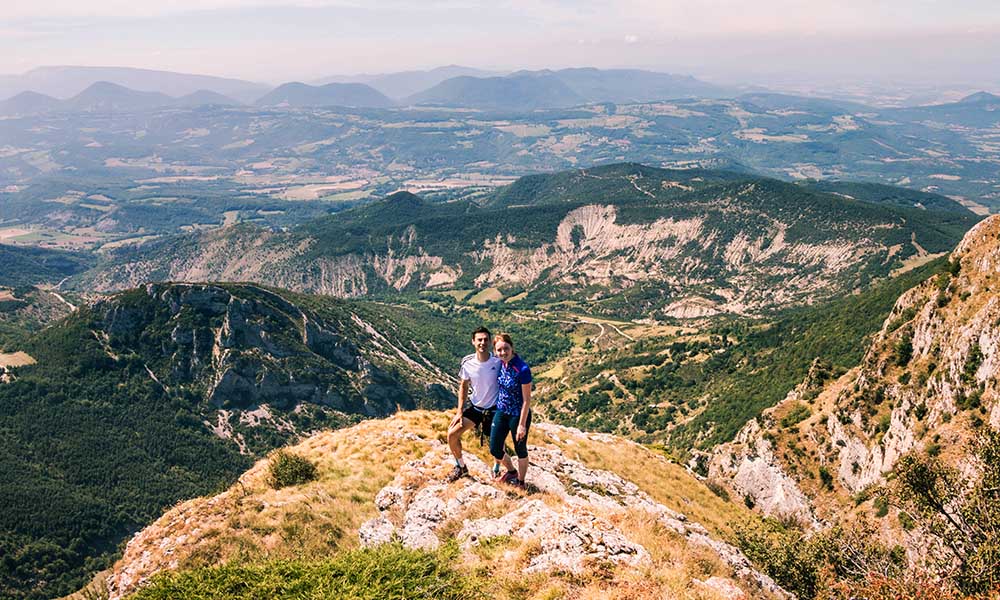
[459,353,501,409]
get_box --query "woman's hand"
[516,423,527,441]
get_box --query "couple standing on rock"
[446,327,533,488]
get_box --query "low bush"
[131,543,483,600]
[267,450,318,489]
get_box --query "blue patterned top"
[496,355,532,416]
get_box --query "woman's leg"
[511,410,531,482]
[489,410,510,471]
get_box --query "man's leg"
[447,417,476,464]
[446,416,476,482]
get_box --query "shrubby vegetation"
[735,430,1000,599]
[891,430,1000,596]
[0,244,94,287]
[267,450,319,489]
[130,543,482,600]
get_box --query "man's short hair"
[471,326,491,340]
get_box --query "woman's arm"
[516,383,531,440]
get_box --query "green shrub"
[267,450,318,489]
[818,466,834,491]
[873,495,889,518]
[893,430,1000,596]
[894,334,913,367]
[732,518,829,599]
[780,403,811,428]
[131,543,483,600]
[886,306,918,333]
[962,343,983,385]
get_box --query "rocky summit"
[360,430,787,597]
[102,411,789,600]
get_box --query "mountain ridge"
[98,411,788,600]
[74,163,979,319]
[709,213,1000,536]
[255,81,395,109]
[0,282,480,599]
[0,65,268,102]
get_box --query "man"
[445,326,503,482]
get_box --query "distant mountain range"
[0,82,246,116]
[312,64,502,99]
[0,65,733,114]
[255,81,395,109]
[407,68,731,109]
[883,90,1000,128]
[0,65,269,102]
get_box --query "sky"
[4,0,1000,86]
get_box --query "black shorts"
[463,405,494,426]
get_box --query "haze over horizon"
[4,0,1000,89]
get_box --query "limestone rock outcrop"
[360,438,789,598]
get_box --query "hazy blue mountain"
[957,91,1000,105]
[884,92,1000,128]
[62,81,175,112]
[0,65,269,103]
[737,92,873,114]
[405,68,727,109]
[255,82,395,108]
[0,90,61,116]
[171,89,242,107]
[407,71,584,109]
[552,67,729,102]
[314,65,502,99]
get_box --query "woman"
[489,332,532,488]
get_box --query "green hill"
[800,180,974,214]
[0,243,94,287]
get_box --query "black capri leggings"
[489,409,532,460]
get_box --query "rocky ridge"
[101,411,788,600]
[360,430,788,597]
[709,215,1000,525]
[86,282,455,453]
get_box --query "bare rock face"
[708,418,817,526]
[359,443,789,598]
[711,216,1000,519]
[825,215,1000,492]
[86,282,457,455]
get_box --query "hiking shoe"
[445,464,468,483]
[497,470,518,485]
